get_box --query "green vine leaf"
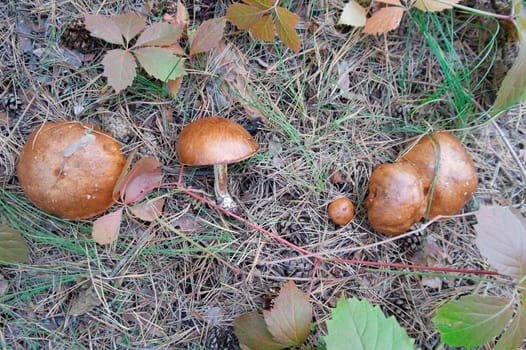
[324,296,415,350]
[101,49,137,93]
[432,294,513,348]
[493,303,526,350]
[133,47,186,81]
[0,224,30,264]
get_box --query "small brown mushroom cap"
[17,122,126,220]
[399,131,478,218]
[328,197,355,225]
[177,116,259,165]
[365,162,427,235]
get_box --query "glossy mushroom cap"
[177,116,259,165]
[328,197,355,225]
[399,131,478,218]
[365,162,427,235]
[17,122,126,220]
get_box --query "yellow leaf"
[226,3,264,30]
[338,1,367,27]
[414,0,460,12]
[362,6,404,34]
[250,14,275,41]
[243,0,273,9]
[274,7,300,53]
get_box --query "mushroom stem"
[213,164,239,212]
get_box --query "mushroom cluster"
[17,121,126,220]
[365,131,478,235]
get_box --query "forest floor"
[0,0,525,349]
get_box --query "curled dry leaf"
[119,156,163,205]
[338,1,367,27]
[129,197,165,222]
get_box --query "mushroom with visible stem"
[177,116,259,213]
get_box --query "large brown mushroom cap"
[399,131,478,218]
[177,116,259,165]
[365,162,427,235]
[17,122,126,220]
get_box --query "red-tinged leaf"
[474,205,526,280]
[129,197,165,221]
[0,224,30,264]
[274,7,301,53]
[414,0,460,12]
[166,77,183,98]
[233,311,288,350]
[84,14,124,45]
[362,6,404,34]
[243,0,274,9]
[133,22,182,48]
[112,13,146,42]
[250,14,275,42]
[189,18,227,55]
[493,304,526,350]
[112,151,137,202]
[432,295,513,348]
[263,281,312,347]
[92,208,123,245]
[101,49,137,93]
[226,3,264,31]
[134,47,186,81]
[120,157,163,204]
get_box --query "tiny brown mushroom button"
[16,121,126,220]
[328,197,355,226]
[177,116,259,212]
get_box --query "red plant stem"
[166,180,499,278]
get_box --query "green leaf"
[189,18,227,55]
[274,7,301,53]
[233,311,287,350]
[324,297,415,350]
[474,205,526,280]
[133,47,186,81]
[432,294,513,348]
[263,281,312,347]
[493,303,526,350]
[133,22,182,48]
[492,0,526,115]
[112,13,146,42]
[83,14,124,45]
[0,224,30,264]
[101,49,137,93]
[226,3,264,31]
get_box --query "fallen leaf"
[362,6,404,34]
[243,0,274,9]
[189,18,227,55]
[414,0,460,12]
[338,1,367,27]
[129,197,165,222]
[102,49,137,93]
[92,208,123,245]
[166,77,184,98]
[432,295,513,348]
[0,224,30,264]
[133,22,182,47]
[274,7,301,53]
[84,14,124,45]
[0,273,8,296]
[474,205,526,280]
[171,213,204,231]
[112,13,146,42]
[134,47,186,81]
[120,157,163,205]
[250,14,275,42]
[493,304,526,350]
[233,311,287,350]
[263,281,312,346]
[226,3,265,30]
[68,287,102,316]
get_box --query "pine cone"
[60,18,102,54]
[204,327,240,350]
[1,92,23,116]
[396,232,423,254]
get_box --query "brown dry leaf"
[189,18,227,55]
[129,197,165,222]
[101,49,137,93]
[167,77,184,98]
[84,14,124,45]
[362,6,404,34]
[171,213,204,231]
[208,40,266,122]
[412,236,451,290]
[226,3,264,30]
[68,287,102,316]
[112,13,146,42]
[414,0,460,12]
[92,208,123,245]
[0,273,8,297]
